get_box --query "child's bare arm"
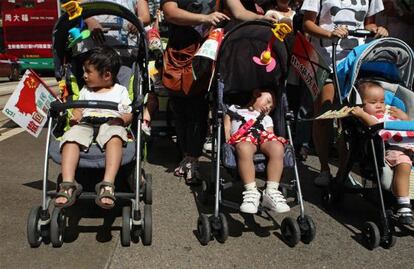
[350,107,378,126]
[224,114,231,141]
[69,108,83,126]
[108,113,133,127]
[389,106,410,120]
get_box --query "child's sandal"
[54,181,83,208]
[95,181,116,210]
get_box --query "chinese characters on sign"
[2,70,56,137]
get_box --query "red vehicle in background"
[1,0,60,73]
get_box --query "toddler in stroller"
[224,88,290,214]
[351,81,413,225]
[196,21,315,247]
[55,46,132,210]
[26,1,152,248]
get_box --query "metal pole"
[42,119,53,210]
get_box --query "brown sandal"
[54,181,83,208]
[95,181,116,210]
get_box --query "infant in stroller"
[351,81,413,225]
[224,88,290,214]
[55,46,132,210]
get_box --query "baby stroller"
[26,1,152,247]
[323,35,414,249]
[196,21,316,247]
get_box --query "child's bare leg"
[260,140,290,213]
[235,142,256,185]
[260,141,284,183]
[392,162,413,224]
[392,163,411,197]
[236,141,260,214]
[101,136,123,206]
[56,142,81,204]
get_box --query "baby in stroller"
[224,88,290,214]
[351,81,413,224]
[55,46,132,210]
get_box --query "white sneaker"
[239,188,261,214]
[261,188,290,213]
[314,170,332,187]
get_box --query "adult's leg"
[169,95,187,157]
[184,95,208,158]
[313,83,335,173]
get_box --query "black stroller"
[196,21,316,247]
[322,34,414,249]
[26,1,152,247]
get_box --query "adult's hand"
[85,17,106,44]
[203,12,230,27]
[329,25,348,39]
[372,26,389,38]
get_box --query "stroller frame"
[26,1,152,248]
[322,35,414,250]
[196,21,315,247]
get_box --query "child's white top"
[265,9,296,21]
[301,0,384,67]
[79,83,131,118]
[228,105,273,135]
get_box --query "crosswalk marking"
[0,128,25,142]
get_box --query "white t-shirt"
[301,0,384,68]
[79,83,131,118]
[228,105,273,135]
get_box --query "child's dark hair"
[247,88,277,110]
[85,46,121,83]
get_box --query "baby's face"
[362,86,385,115]
[253,92,274,115]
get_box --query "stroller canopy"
[337,38,414,100]
[53,1,147,80]
[216,21,289,98]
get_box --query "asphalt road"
[0,79,413,268]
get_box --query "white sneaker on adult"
[239,188,261,214]
[261,188,290,213]
[314,170,332,187]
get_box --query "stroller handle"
[50,98,143,115]
[348,29,375,38]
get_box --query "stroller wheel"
[362,221,380,250]
[27,206,44,248]
[50,207,66,248]
[197,214,211,245]
[144,174,153,205]
[380,227,396,249]
[215,213,229,244]
[121,206,131,247]
[281,217,301,247]
[142,204,152,246]
[298,215,316,244]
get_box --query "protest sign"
[2,69,57,137]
